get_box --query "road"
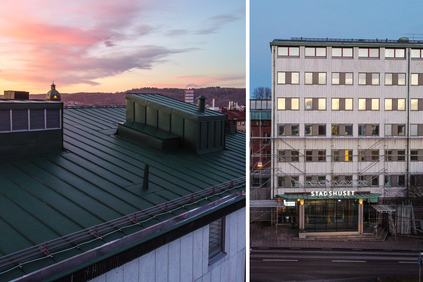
[250,248,420,282]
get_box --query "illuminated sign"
[311,191,355,197]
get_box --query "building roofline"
[270,37,423,48]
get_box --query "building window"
[410,99,423,111]
[411,49,423,59]
[278,124,300,136]
[332,47,353,58]
[277,98,300,110]
[278,176,298,187]
[385,150,405,161]
[332,124,353,136]
[277,72,300,85]
[332,72,353,85]
[411,73,423,86]
[278,124,285,136]
[0,110,11,132]
[358,73,380,85]
[305,72,326,85]
[385,73,406,86]
[306,150,313,162]
[278,150,299,162]
[209,218,225,263]
[359,98,379,111]
[359,124,379,136]
[332,98,353,111]
[305,47,326,57]
[318,150,326,162]
[358,48,379,58]
[332,150,353,162]
[385,48,405,59]
[305,124,312,136]
[385,98,406,111]
[410,124,423,136]
[411,150,419,161]
[278,46,300,57]
[305,98,326,110]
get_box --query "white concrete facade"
[270,38,423,199]
[89,207,246,282]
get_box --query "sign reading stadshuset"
[311,191,355,197]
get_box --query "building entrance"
[304,199,358,232]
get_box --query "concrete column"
[358,199,364,234]
[299,200,305,230]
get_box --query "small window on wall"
[411,49,423,59]
[277,98,300,110]
[332,47,353,58]
[277,72,300,85]
[0,110,11,132]
[305,72,326,85]
[305,47,326,57]
[358,48,379,58]
[411,73,423,86]
[385,48,405,58]
[278,46,300,57]
[332,72,353,85]
[12,110,28,131]
[332,98,353,110]
[209,218,226,264]
[358,73,380,85]
[305,98,326,110]
[385,73,406,86]
[385,98,406,111]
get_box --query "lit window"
[209,218,225,263]
[411,73,423,85]
[345,99,353,110]
[371,99,379,110]
[305,98,312,110]
[372,73,380,85]
[411,99,419,111]
[385,99,392,110]
[291,98,299,110]
[358,73,367,85]
[332,72,353,85]
[385,73,406,86]
[305,72,326,85]
[398,99,405,110]
[332,124,339,135]
[277,98,285,110]
[278,72,300,85]
[358,98,366,110]
[332,98,339,110]
[318,98,326,110]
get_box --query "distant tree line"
[252,87,271,99]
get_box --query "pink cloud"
[0,0,189,90]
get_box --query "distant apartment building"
[270,37,423,235]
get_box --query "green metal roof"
[276,193,381,203]
[126,93,226,120]
[0,106,245,281]
[250,110,271,120]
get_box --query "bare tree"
[252,87,271,99]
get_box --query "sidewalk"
[250,222,423,251]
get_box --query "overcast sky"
[0,0,245,93]
[250,0,423,97]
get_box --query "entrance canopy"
[276,193,381,203]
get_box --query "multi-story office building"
[270,37,423,235]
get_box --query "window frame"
[277,46,300,57]
[208,217,226,264]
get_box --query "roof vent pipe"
[142,164,149,190]
[197,95,206,112]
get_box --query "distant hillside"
[17,87,245,108]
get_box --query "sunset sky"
[0,0,245,94]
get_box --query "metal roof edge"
[11,191,245,282]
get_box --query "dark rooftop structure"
[0,93,245,281]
